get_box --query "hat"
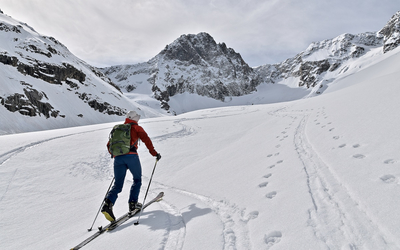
[126,110,141,122]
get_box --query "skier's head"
[126,110,141,122]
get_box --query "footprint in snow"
[243,211,259,222]
[266,191,277,199]
[333,136,340,140]
[353,154,366,159]
[338,144,346,148]
[269,165,276,169]
[276,160,283,164]
[259,182,269,188]
[384,159,396,164]
[267,154,273,158]
[264,231,282,247]
[353,144,361,148]
[380,174,396,183]
[263,173,272,178]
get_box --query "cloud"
[1,0,399,67]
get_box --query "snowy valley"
[1,9,400,250]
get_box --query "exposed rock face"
[0,81,60,118]
[256,12,400,90]
[255,32,385,89]
[0,12,132,125]
[0,53,86,85]
[155,33,260,101]
[379,11,400,53]
[76,92,125,116]
[102,32,261,111]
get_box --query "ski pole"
[87,177,115,231]
[134,159,159,225]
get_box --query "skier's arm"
[135,126,158,156]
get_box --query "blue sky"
[1,0,399,67]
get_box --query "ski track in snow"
[0,133,80,200]
[152,120,197,142]
[151,182,257,250]
[0,128,114,201]
[156,192,187,250]
[288,108,400,249]
[131,109,259,250]
[0,168,17,202]
[0,128,109,167]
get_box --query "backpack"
[108,123,134,157]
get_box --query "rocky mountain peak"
[104,32,260,111]
[379,10,400,53]
[160,32,249,69]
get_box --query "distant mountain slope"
[0,10,139,134]
[101,32,261,112]
[102,11,400,115]
[255,11,400,91]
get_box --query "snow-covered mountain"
[0,10,140,135]
[103,11,400,115]
[101,32,261,114]
[255,11,400,92]
[2,9,400,134]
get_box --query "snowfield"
[1,49,400,249]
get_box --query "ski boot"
[101,198,116,222]
[129,201,142,214]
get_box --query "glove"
[156,153,162,161]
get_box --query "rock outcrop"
[0,12,133,122]
[102,32,261,111]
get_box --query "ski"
[107,191,163,231]
[106,208,138,231]
[70,192,164,250]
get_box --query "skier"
[101,110,161,222]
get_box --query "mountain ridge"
[1,9,400,134]
[102,11,400,115]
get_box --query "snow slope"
[0,12,142,135]
[1,47,400,249]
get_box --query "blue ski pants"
[106,154,142,205]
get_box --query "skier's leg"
[106,155,128,204]
[126,154,142,203]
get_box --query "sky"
[1,0,399,67]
